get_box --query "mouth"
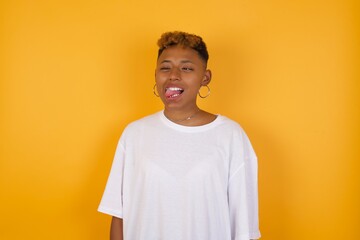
[165,87,184,99]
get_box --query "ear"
[201,69,212,86]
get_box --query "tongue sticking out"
[165,87,184,98]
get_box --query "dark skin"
[155,46,217,126]
[110,217,123,240]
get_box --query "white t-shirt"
[98,111,260,240]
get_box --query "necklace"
[165,108,201,123]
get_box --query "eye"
[159,66,170,71]
[182,67,193,71]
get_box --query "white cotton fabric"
[98,111,260,240]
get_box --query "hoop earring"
[153,83,159,97]
[198,85,211,98]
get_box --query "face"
[155,46,211,111]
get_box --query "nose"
[169,67,181,81]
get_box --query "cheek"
[155,72,167,83]
[155,75,166,95]
[154,77,161,87]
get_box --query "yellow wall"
[0,0,359,239]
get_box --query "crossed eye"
[159,67,193,71]
[182,67,193,71]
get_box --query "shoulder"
[217,115,245,134]
[217,115,255,152]
[121,111,161,137]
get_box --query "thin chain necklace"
[165,108,201,123]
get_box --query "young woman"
[98,31,261,240]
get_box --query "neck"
[164,106,201,123]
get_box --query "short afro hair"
[157,31,209,64]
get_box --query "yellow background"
[0,0,359,239]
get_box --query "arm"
[110,217,123,240]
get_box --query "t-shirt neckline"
[158,110,223,132]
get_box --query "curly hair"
[157,31,209,64]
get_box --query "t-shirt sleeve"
[228,128,261,240]
[98,140,125,219]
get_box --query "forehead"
[157,46,204,64]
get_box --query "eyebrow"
[160,60,194,64]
